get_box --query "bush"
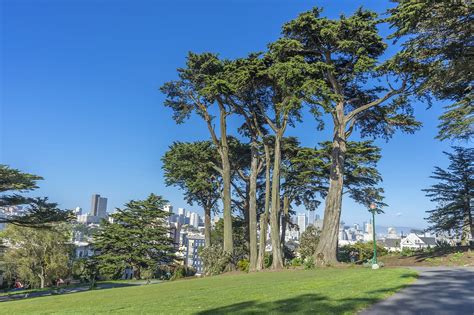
[303,257,315,270]
[339,242,388,263]
[298,225,320,259]
[263,253,273,269]
[198,245,232,276]
[170,265,196,281]
[290,258,303,267]
[400,248,415,257]
[237,259,249,273]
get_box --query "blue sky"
[1,0,457,228]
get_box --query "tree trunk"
[219,108,234,258]
[248,140,259,271]
[257,142,271,271]
[270,133,284,269]
[204,204,212,247]
[280,195,290,249]
[38,270,45,289]
[314,113,347,265]
[462,194,472,246]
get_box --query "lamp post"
[369,203,378,268]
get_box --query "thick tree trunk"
[219,109,234,258]
[314,115,347,265]
[204,205,212,247]
[257,143,272,270]
[462,195,472,246]
[248,140,259,271]
[270,133,284,269]
[280,195,290,249]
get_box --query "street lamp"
[369,203,378,269]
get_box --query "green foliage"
[388,0,473,141]
[237,259,249,273]
[0,165,72,227]
[93,194,176,280]
[72,257,99,288]
[298,225,321,259]
[400,248,415,257]
[170,265,196,281]
[303,257,315,270]
[423,147,473,244]
[211,217,247,262]
[263,252,273,269]
[198,245,232,276]
[290,257,303,267]
[339,242,388,263]
[282,7,422,140]
[162,141,220,214]
[2,224,72,288]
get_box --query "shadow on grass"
[0,281,155,302]
[197,293,380,315]
[196,274,419,315]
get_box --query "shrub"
[198,245,232,276]
[290,258,303,267]
[339,242,388,263]
[298,226,320,259]
[400,248,415,257]
[237,259,249,273]
[170,265,196,281]
[303,257,315,270]
[263,253,273,269]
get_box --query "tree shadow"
[197,293,384,315]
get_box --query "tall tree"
[252,41,317,269]
[388,0,473,141]
[226,56,269,271]
[162,141,221,246]
[2,224,72,288]
[161,53,235,258]
[423,147,473,245]
[283,8,421,264]
[0,165,72,228]
[94,194,176,280]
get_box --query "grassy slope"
[1,268,417,314]
[381,247,474,267]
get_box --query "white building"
[190,212,200,228]
[297,213,308,237]
[400,233,437,250]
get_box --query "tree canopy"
[93,194,176,280]
[423,147,473,245]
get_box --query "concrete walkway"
[361,267,474,315]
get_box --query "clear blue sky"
[1,0,456,228]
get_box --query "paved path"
[361,267,474,315]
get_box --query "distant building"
[401,233,437,250]
[297,213,308,237]
[166,205,172,213]
[382,238,402,252]
[90,194,107,218]
[184,234,205,274]
[190,212,200,228]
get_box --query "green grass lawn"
[0,267,417,314]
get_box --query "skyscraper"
[90,194,107,218]
[297,213,308,236]
[190,212,200,228]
